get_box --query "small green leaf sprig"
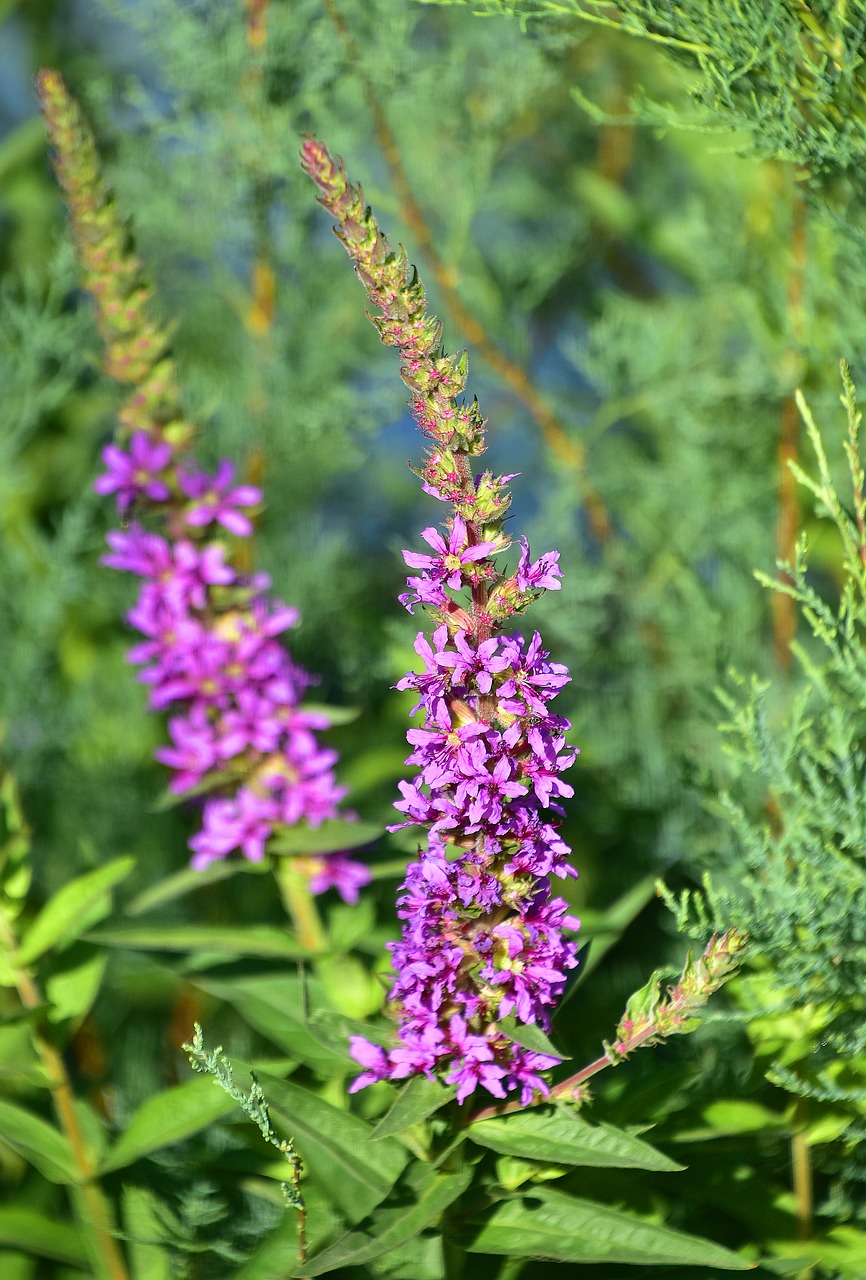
[184,1023,306,1259]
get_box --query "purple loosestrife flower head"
[92,437,363,896]
[39,71,368,901]
[303,138,580,1104]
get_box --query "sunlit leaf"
[257,1072,409,1224]
[301,1163,473,1275]
[463,1186,751,1268]
[0,1208,87,1265]
[469,1108,682,1170]
[15,857,135,966]
[88,925,309,960]
[371,1074,457,1140]
[100,1076,238,1172]
[268,819,384,856]
[0,1098,76,1183]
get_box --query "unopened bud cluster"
[605,928,749,1063]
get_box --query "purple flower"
[154,703,222,793]
[516,537,562,593]
[189,787,279,869]
[307,852,373,904]
[403,515,496,588]
[93,431,174,514]
[444,1015,508,1104]
[435,631,509,694]
[348,1037,391,1092]
[178,460,262,536]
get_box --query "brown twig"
[322,0,611,542]
[773,180,808,671]
[0,910,129,1280]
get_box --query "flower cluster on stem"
[302,138,580,1103]
[39,73,366,899]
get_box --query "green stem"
[273,859,327,952]
[442,1233,465,1280]
[0,914,129,1280]
[792,1096,813,1266]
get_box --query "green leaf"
[257,1072,409,1224]
[125,859,268,917]
[15,857,135,966]
[123,1185,172,1280]
[301,1162,474,1276]
[196,974,358,1075]
[371,1074,457,1140]
[499,1015,570,1061]
[702,1099,788,1135]
[44,942,108,1024]
[463,1187,752,1268]
[88,925,309,960]
[0,1098,76,1182]
[100,1076,239,1172]
[232,1184,341,1280]
[0,1209,87,1265]
[268,819,384,856]
[301,703,360,726]
[231,1215,300,1280]
[469,1108,682,1170]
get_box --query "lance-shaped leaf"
[195,973,366,1074]
[268,818,384,856]
[463,1186,751,1268]
[499,1015,570,1061]
[257,1072,408,1225]
[469,1107,682,1170]
[125,858,268,917]
[371,1074,457,1140]
[0,1098,76,1183]
[89,925,309,961]
[15,857,135,966]
[100,1076,239,1172]
[0,1208,87,1265]
[300,1162,474,1276]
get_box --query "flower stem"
[791,1097,813,1255]
[274,858,328,952]
[469,928,748,1123]
[0,913,129,1280]
[773,176,807,671]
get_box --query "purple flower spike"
[95,436,362,888]
[303,135,578,1105]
